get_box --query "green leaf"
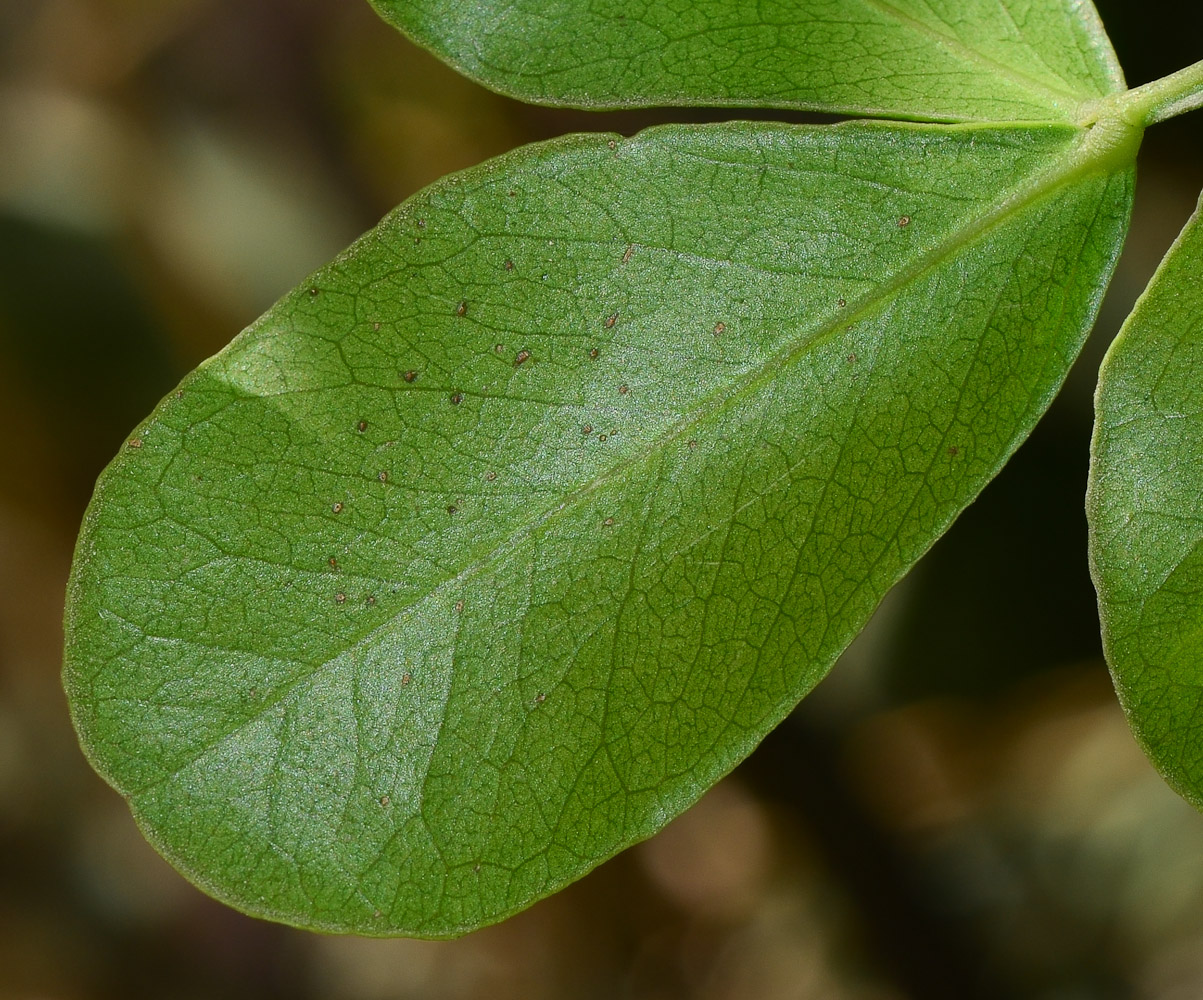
[65,117,1136,935]
[1089,192,1203,808]
[369,0,1124,121]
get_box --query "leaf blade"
[1089,192,1203,808]
[66,119,1135,935]
[369,0,1124,120]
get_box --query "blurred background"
[2,1,1203,997]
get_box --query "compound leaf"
[369,0,1124,122]
[65,117,1135,935]
[1089,192,1203,808]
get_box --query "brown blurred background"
[2,1,1203,997]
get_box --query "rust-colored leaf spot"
[357,420,368,433]
[535,692,547,703]
[379,795,390,807]
[450,392,464,405]
[589,348,600,360]
[618,385,629,395]
[378,470,388,482]
[454,600,464,613]
[334,592,347,605]
[605,312,619,329]
[332,502,344,514]
[328,557,339,569]
[456,299,468,317]
[127,437,143,449]
[898,215,911,227]
[401,672,412,686]
[514,349,531,367]
[403,370,417,383]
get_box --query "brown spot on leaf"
[514,349,531,367]
[378,471,388,482]
[379,795,390,807]
[589,348,600,360]
[402,672,412,686]
[948,446,959,457]
[450,392,464,405]
[583,424,593,435]
[357,420,368,433]
[713,322,726,336]
[898,215,911,227]
[504,259,515,271]
[328,557,338,569]
[535,692,547,703]
[366,595,377,606]
[605,312,619,329]
[623,245,635,264]
[332,502,344,514]
[127,437,143,449]
[618,385,629,395]
[847,353,857,364]
[456,300,468,317]
[335,592,347,604]
[688,440,697,450]
[403,370,417,383]
[485,471,497,482]
[454,600,464,613]
[604,517,615,526]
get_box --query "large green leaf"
[65,117,1136,935]
[1089,193,1203,807]
[369,0,1124,121]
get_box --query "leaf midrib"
[139,118,1122,796]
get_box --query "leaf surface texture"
[65,119,1134,934]
[370,0,1123,120]
[1090,192,1203,806]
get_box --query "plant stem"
[1115,58,1203,126]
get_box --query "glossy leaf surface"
[65,118,1135,935]
[1089,193,1203,807]
[369,0,1123,121]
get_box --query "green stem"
[1114,58,1203,127]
